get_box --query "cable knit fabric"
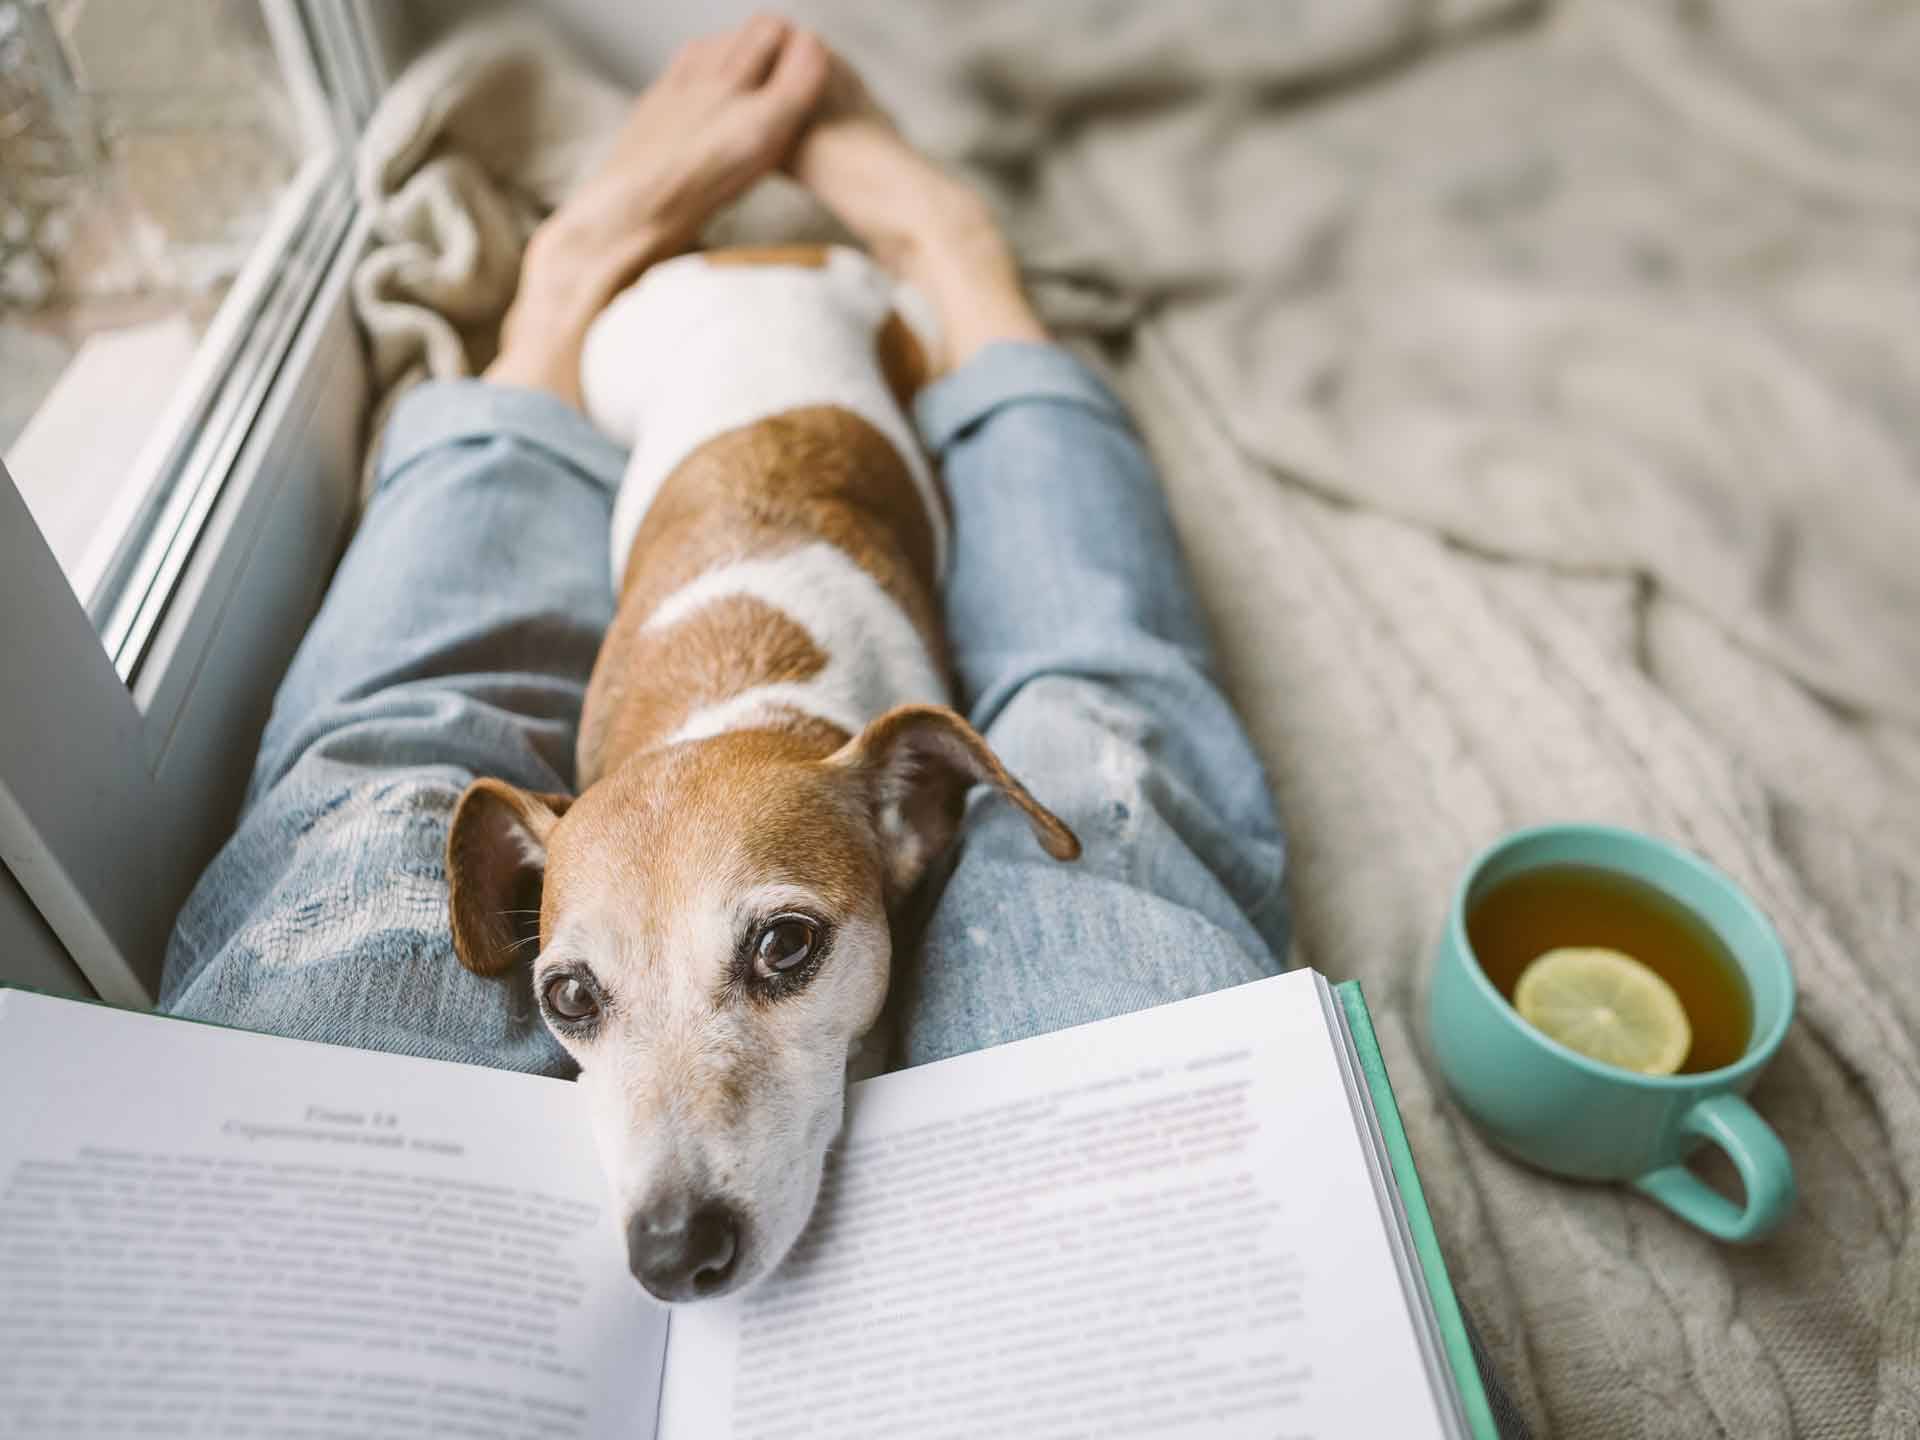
[350,4,1920,1434]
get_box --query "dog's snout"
[626,1197,740,1301]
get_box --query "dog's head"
[446,705,1077,1302]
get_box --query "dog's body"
[447,245,1077,1304]
[576,245,949,780]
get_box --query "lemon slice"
[1514,947,1692,1076]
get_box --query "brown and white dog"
[445,245,1079,1303]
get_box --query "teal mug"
[1430,824,1796,1242]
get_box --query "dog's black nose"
[627,1198,740,1301]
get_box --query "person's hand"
[488,15,830,406]
[788,47,1048,375]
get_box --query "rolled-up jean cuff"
[372,379,628,497]
[913,342,1133,457]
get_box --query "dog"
[445,244,1079,1303]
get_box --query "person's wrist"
[523,215,676,321]
[939,297,1050,373]
[484,217,676,407]
[485,330,588,407]
[897,215,1049,373]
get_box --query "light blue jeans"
[160,343,1290,1071]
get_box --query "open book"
[0,971,1496,1438]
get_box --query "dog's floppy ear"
[830,704,1080,901]
[446,779,572,975]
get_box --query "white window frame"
[0,0,396,1004]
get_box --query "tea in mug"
[1466,864,1752,1074]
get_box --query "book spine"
[1337,981,1499,1440]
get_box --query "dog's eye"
[543,974,599,1023]
[753,918,816,979]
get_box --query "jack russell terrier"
[445,244,1079,1303]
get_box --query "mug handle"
[1633,1092,1795,1242]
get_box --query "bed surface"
[357,4,1920,1433]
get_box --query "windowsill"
[6,315,199,589]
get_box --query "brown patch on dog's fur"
[548,725,878,934]
[839,705,1082,865]
[875,311,928,412]
[826,704,1080,900]
[702,244,831,268]
[585,595,830,771]
[578,407,943,785]
[759,706,853,755]
[446,781,572,976]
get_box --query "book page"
[0,992,665,1440]
[658,970,1450,1440]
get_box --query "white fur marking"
[581,247,945,587]
[643,542,948,746]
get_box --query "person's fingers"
[668,33,722,79]
[749,26,830,128]
[720,12,788,87]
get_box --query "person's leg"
[159,382,623,1070]
[791,71,1286,1066]
[896,344,1289,1064]
[159,17,834,1069]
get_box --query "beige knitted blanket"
[353,4,1920,1435]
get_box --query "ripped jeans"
[159,343,1289,1071]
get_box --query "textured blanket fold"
[352,4,1920,1435]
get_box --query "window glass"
[0,0,346,677]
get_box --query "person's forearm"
[482,16,832,408]
[484,218,676,408]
